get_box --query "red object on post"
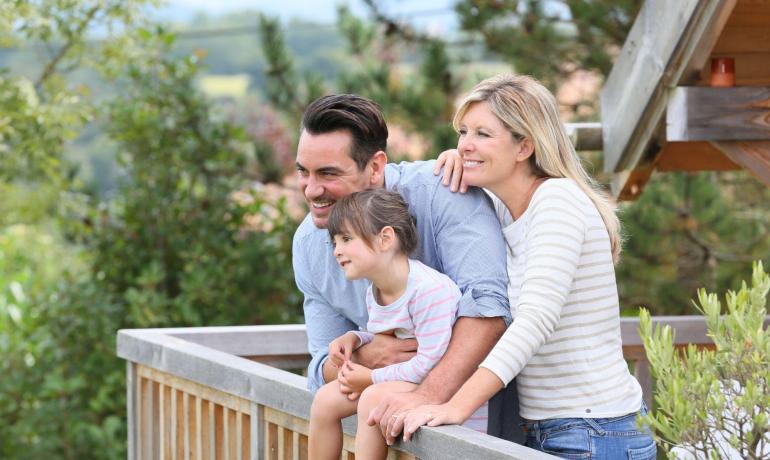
[710,57,735,87]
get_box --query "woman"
[402,74,656,460]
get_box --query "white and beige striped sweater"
[480,178,643,421]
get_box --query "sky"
[153,0,459,34]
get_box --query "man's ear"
[368,151,388,186]
[515,138,535,163]
[377,226,396,251]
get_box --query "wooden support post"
[711,140,770,186]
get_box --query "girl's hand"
[328,332,358,368]
[432,148,468,193]
[338,361,373,395]
[402,403,467,442]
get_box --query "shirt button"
[585,409,591,413]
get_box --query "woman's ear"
[377,226,396,251]
[515,138,535,163]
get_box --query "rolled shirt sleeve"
[427,173,511,325]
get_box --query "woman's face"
[456,102,521,189]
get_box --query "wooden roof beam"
[667,86,770,141]
[601,0,737,197]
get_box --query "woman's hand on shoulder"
[433,149,468,193]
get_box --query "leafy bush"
[640,261,770,459]
[1,25,302,458]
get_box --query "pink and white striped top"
[353,259,488,432]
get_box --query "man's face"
[296,130,372,228]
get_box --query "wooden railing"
[117,317,727,460]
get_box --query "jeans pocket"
[627,441,657,460]
[541,427,592,459]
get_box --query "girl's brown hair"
[327,188,418,255]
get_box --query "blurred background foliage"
[1,0,768,458]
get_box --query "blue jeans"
[522,405,656,459]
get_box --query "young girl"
[308,188,477,460]
[403,74,656,460]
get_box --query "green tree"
[258,6,461,157]
[453,0,643,89]
[1,5,302,458]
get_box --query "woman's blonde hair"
[454,74,622,262]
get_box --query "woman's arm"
[402,367,503,441]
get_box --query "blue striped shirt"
[293,160,511,392]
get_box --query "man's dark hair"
[328,188,418,255]
[301,94,388,171]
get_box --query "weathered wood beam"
[711,140,770,186]
[565,122,603,151]
[668,87,770,141]
[602,0,736,175]
[656,141,741,171]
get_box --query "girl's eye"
[478,131,490,137]
[458,128,467,136]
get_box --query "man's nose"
[304,176,323,199]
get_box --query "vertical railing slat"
[190,396,203,460]
[170,387,178,460]
[242,412,251,460]
[159,383,166,460]
[229,409,238,460]
[215,404,225,460]
[128,362,138,460]
[267,422,278,460]
[236,410,243,460]
[251,403,263,460]
[183,392,190,460]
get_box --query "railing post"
[634,358,653,410]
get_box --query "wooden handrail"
[118,326,556,460]
[120,317,765,459]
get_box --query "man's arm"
[293,231,358,392]
[367,317,504,444]
[352,334,417,369]
[413,316,504,401]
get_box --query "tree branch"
[35,5,101,92]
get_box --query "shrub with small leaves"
[640,261,770,459]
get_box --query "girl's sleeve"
[371,282,460,384]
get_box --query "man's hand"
[328,332,359,368]
[354,334,417,369]
[338,361,373,397]
[367,388,435,445]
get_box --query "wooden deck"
[117,317,721,460]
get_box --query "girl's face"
[456,102,522,189]
[332,229,380,281]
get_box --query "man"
[292,94,521,444]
